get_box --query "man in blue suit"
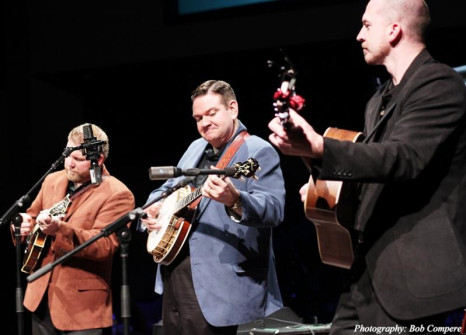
[141,80,286,334]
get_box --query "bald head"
[370,0,430,42]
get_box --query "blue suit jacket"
[145,122,285,326]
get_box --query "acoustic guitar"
[21,194,72,274]
[146,158,260,265]
[270,55,362,269]
[303,128,363,269]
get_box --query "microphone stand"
[0,146,74,335]
[117,225,132,335]
[26,177,193,335]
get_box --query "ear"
[388,22,402,45]
[97,154,105,166]
[228,100,239,119]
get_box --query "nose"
[65,157,75,167]
[201,116,212,128]
[356,27,364,42]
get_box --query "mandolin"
[21,194,72,274]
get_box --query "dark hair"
[191,80,237,106]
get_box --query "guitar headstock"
[232,158,260,181]
[268,50,305,127]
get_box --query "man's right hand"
[142,202,163,232]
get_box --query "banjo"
[146,158,260,265]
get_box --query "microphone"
[78,140,107,151]
[82,124,104,185]
[148,166,237,180]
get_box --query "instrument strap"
[58,179,100,219]
[215,130,250,170]
[69,181,93,199]
[191,130,250,208]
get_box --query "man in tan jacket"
[16,123,135,334]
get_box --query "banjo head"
[146,185,193,259]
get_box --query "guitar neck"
[279,113,313,174]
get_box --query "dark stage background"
[2,1,466,333]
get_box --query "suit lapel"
[43,172,69,209]
[63,165,110,220]
[64,184,96,220]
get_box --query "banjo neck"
[175,185,202,213]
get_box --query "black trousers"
[330,270,448,335]
[162,253,238,335]
[31,294,106,335]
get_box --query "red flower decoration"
[289,94,305,111]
